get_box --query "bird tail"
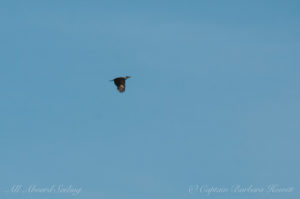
[118,85,125,92]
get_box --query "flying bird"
[111,76,131,92]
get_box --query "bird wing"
[114,78,125,86]
[114,78,126,92]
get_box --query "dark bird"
[111,76,131,92]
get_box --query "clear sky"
[0,1,299,199]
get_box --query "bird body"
[112,76,130,92]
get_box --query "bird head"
[125,76,131,79]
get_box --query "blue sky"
[0,1,299,198]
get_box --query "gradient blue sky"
[0,1,299,199]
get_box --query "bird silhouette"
[111,76,131,92]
